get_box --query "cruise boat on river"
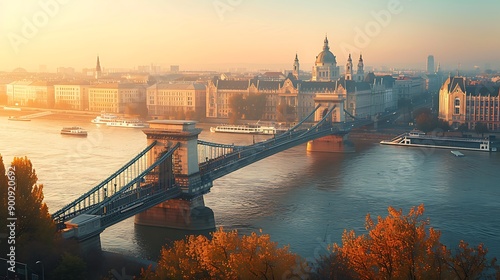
[210,123,287,135]
[8,116,31,121]
[380,130,499,152]
[60,126,88,137]
[106,119,148,128]
[91,113,118,124]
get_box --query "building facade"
[205,38,395,123]
[439,76,500,131]
[54,83,90,110]
[88,83,146,113]
[393,76,426,101]
[147,82,206,119]
[6,81,55,107]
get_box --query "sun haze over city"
[1,0,500,72]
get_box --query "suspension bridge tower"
[135,120,215,230]
[307,93,353,152]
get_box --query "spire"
[293,53,300,80]
[346,54,353,80]
[95,55,102,79]
[323,35,330,51]
[96,55,101,72]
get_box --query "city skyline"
[1,0,500,72]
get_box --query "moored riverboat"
[380,130,499,152]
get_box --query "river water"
[1,115,499,262]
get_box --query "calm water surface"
[1,116,499,261]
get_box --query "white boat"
[210,123,281,135]
[91,113,118,124]
[8,116,30,121]
[380,130,498,152]
[106,119,148,128]
[3,106,21,111]
[451,150,465,157]
[61,126,88,136]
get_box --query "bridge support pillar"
[134,195,215,230]
[306,134,354,153]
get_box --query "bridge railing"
[52,143,181,228]
[51,140,158,224]
[87,142,180,216]
[199,105,348,180]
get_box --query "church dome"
[315,36,336,64]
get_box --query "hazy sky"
[1,0,499,72]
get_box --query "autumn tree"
[277,103,296,122]
[141,228,308,279]
[474,122,489,137]
[320,205,499,280]
[0,156,63,268]
[229,94,245,124]
[414,107,438,132]
[0,155,8,230]
[245,93,266,120]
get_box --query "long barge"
[380,131,499,152]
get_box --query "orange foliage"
[145,228,307,279]
[331,204,499,280]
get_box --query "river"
[0,114,499,263]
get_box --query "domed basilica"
[311,36,340,81]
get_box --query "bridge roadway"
[51,105,373,240]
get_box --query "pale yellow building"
[54,82,90,110]
[147,82,206,119]
[88,83,146,113]
[439,76,500,130]
[6,80,55,107]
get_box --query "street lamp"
[36,260,44,280]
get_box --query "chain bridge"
[51,104,372,247]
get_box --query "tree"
[52,253,87,280]
[443,240,497,280]
[324,205,499,280]
[457,123,469,133]
[0,157,58,262]
[474,122,489,137]
[229,94,245,124]
[0,155,8,230]
[414,107,437,132]
[141,228,307,279]
[277,103,296,122]
[245,93,266,120]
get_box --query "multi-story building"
[427,55,435,74]
[439,76,500,131]
[393,76,426,101]
[6,81,55,107]
[206,37,395,122]
[88,83,146,113]
[147,82,206,119]
[54,82,90,110]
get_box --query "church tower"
[95,55,102,79]
[356,54,364,82]
[345,54,353,80]
[293,53,300,79]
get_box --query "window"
[454,98,460,106]
[455,107,460,114]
